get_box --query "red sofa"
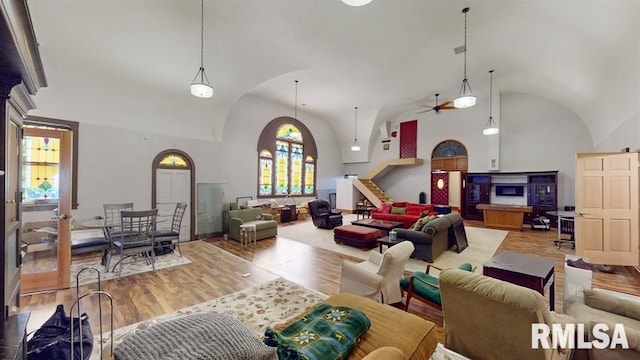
[370,202,437,228]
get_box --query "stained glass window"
[258,119,317,198]
[159,154,188,167]
[22,135,60,202]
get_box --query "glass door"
[20,127,72,292]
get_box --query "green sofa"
[228,208,277,242]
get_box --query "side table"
[239,224,257,250]
[375,236,400,253]
[355,207,376,220]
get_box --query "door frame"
[151,149,196,241]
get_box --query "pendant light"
[342,0,373,6]
[351,106,361,151]
[483,70,499,135]
[190,0,213,98]
[453,7,476,109]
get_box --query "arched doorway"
[430,140,468,212]
[151,149,196,241]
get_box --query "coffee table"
[483,250,556,310]
[350,218,404,235]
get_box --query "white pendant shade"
[483,126,499,135]
[351,141,361,152]
[191,82,213,98]
[342,0,373,6]
[454,94,476,108]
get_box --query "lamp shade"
[342,0,373,6]
[351,141,361,151]
[482,126,499,135]
[191,82,213,98]
[453,94,476,108]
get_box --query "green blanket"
[264,304,371,360]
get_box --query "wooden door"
[575,152,639,266]
[399,120,417,158]
[21,129,72,292]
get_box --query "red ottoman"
[333,225,381,250]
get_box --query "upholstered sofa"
[228,208,278,242]
[276,292,438,360]
[439,268,575,360]
[370,202,437,228]
[567,288,640,360]
[394,212,462,262]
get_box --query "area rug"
[71,251,191,287]
[90,277,327,359]
[277,214,507,272]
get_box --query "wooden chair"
[400,262,473,311]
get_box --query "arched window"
[431,139,468,171]
[257,117,317,198]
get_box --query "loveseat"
[394,212,462,262]
[370,202,437,228]
[567,288,640,360]
[228,207,278,242]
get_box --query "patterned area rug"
[91,277,327,359]
[71,251,191,287]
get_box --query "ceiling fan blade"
[439,100,453,107]
[417,108,434,114]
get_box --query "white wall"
[344,91,593,208]
[72,123,226,224]
[593,111,640,152]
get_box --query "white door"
[156,169,191,241]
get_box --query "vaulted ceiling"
[27,0,639,148]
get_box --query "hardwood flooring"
[20,219,640,345]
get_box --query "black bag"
[27,304,93,360]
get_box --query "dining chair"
[106,209,158,279]
[151,203,187,257]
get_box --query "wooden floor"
[20,219,640,344]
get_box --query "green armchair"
[400,262,473,311]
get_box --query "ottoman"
[334,225,381,250]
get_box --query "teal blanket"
[264,304,371,360]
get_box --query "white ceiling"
[26,0,640,147]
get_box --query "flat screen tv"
[495,185,524,196]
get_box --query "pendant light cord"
[294,80,299,119]
[354,106,358,140]
[199,0,204,69]
[489,70,493,118]
[463,7,468,80]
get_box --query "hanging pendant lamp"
[453,7,476,109]
[342,0,373,6]
[190,0,213,98]
[483,70,499,135]
[351,106,361,151]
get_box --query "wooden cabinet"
[464,175,491,220]
[464,171,558,225]
[1,0,46,320]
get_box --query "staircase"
[353,158,423,208]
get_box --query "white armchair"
[339,241,415,304]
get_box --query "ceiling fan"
[417,93,456,114]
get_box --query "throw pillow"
[264,304,371,360]
[114,313,277,360]
[410,215,435,231]
[390,206,406,215]
[377,202,392,214]
[584,289,640,321]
